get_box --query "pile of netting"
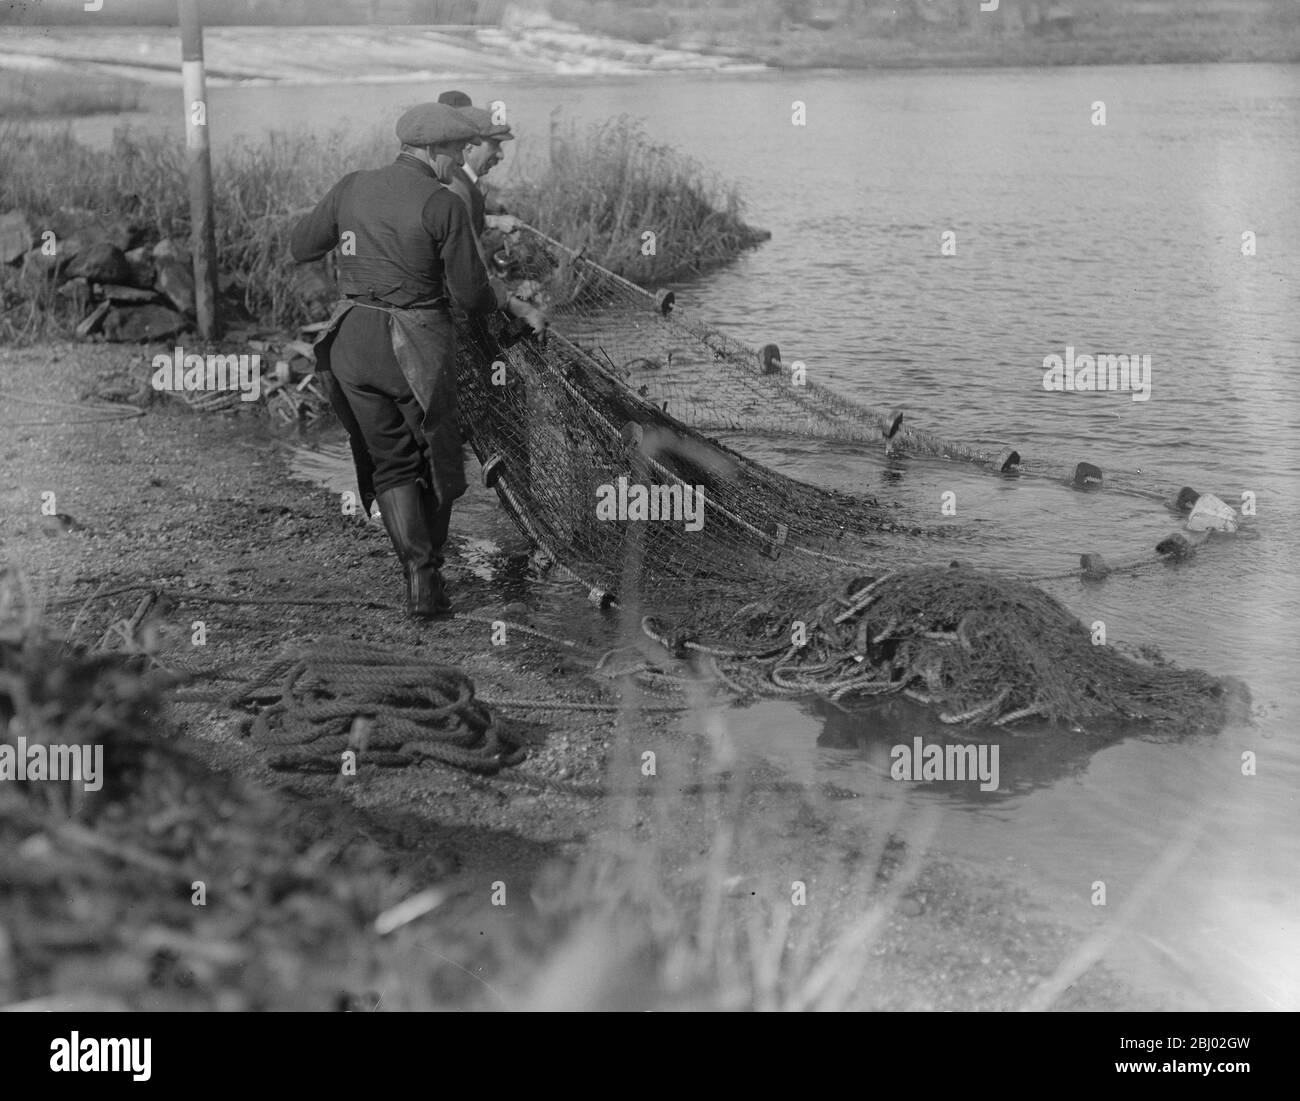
[682,566,1240,732]
[451,226,1245,731]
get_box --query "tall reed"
[1,118,766,342]
[508,114,768,285]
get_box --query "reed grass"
[509,114,769,285]
[1,116,766,342]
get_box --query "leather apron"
[312,297,467,542]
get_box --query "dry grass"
[508,114,769,286]
[1,117,766,341]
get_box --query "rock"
[74,300,112,340]
[66,242,132,285]
[152,237,192,266]
[124,246,156,289]
[47,206,140,252]
[101,303,187,343]
[34,210,144,277]
[98,283,158,303]
[0,210,34,265]
[155,257,196,315]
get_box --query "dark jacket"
[446,164,486,238]
[291,152,504,515]
[290,152,496,313]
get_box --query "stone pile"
[0,205,332,342]
[2,205,212,341]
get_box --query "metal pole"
[178,0,219,340]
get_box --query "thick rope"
[221,637,529,775]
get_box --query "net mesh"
[450,226,1246,732]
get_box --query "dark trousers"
[328,304,430,499]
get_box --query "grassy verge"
[0,117,767,343]
[535,0,1300,67]
[507,115,769,286]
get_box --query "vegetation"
[530,0,1300,68]
[0,117,766,342]
[509,115,768,286]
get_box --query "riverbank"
[549,0,1300,69]
[4,0,1297,113]
[0,339,1172,1010]
[0,120,767,342]
[0,19,764,96]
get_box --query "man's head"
[458,105,514,177]
[437,90,472,108]
[395,102,480,182]
[467,136,508,176]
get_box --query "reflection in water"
[812,695,1127,802]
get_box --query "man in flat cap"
[436,94,519,237]
[290,101,543,618]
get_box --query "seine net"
[450,226,1245,732]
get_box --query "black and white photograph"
[0,0,1296,1039]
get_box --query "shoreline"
[1,14,1297,115]
[0,337,1173,1010]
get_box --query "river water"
[100,62,1299,1009]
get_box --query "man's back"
[291,154,494,313]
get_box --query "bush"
[506,114,768,285]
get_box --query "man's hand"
[485,214,521,233]
[516,304,548,337]
[511,279,543,303]
[506,295,548,336]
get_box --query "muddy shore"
[0,339,1171,1011]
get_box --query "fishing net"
[450,226,1246,732]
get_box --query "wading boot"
[419,480,454,615]
[375,482,449,619]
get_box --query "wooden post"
[178,0,219,340]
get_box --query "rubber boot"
[375,482,448,619]
[419,480,454,614]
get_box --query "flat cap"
[395,102,481,147]
[461,104,514,142]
